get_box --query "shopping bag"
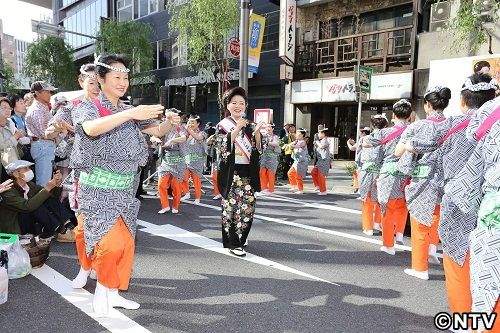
[0,233,32,279]
[0,250,8,304]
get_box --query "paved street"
[1,166,448,333]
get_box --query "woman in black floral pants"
[215,87,263,257]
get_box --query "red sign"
[229,37,240,58]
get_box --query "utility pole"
[238,0,250,92]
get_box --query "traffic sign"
[228,37,240,58]
[357,65,373,94]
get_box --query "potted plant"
[344,162,359,193]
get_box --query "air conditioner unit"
[430,1,451,32]
[430,20,447,32]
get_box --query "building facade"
[1,20,18,72]
[284,0,416,159]
[415,0,499,116]
[0,19,32,91]
[52,0,110,61]
[127,0,282,127]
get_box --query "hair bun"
[438,87,451,100]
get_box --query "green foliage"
[344,162,357,176]
[1,60,20,94]
[98,19,154,75]
[441,0,499,53]
[23,36,77,90]
[167,0,239,114]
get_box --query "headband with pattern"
[373,113,388,121]
[80,64,97,79]
[393,99,411,109]
[424,86,446,99]
[189,115,201,120]
[94,56,130,73]
[461,78,498,92]
[297,128,307,135]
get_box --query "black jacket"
[216,126,261,199]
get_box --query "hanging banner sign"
[248,13,266,74]
[279,0,296,65]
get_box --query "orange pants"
[158,174,181,210]
[183,169,202,199]
[212,171,220,196]
[443,252,472,314]
[75,214,92,271]
[259,167,276,192]
[287,167,303,191]
[362,193,381,232]
[92,217,134,290]
[311,167,327,193]
[381,198,408,247]
[181,170,189,194]
[353,170,359,190]
[410,206,440,272]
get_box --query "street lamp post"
[238,0,250,92]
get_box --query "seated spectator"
[0,160,76,241]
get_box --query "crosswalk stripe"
[137,220,338,286]
[31,265,151,333]
[180,199,443,258]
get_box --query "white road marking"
[261,193,362,215]
[31,265,151,333]
[179,199,443,258]
[137,220,338,286]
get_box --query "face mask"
[22,170,34,182]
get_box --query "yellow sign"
[248,13,266,74]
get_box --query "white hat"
[5,160,34,175]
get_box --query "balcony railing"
[296,25,413,79]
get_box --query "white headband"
[80,65,96,79]
[94,56,130,73]
[373,113,388,121]
[424,86,445,99]
[461,78,498,92]
[393,99,411,109]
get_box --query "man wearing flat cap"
[25,81,58,187]
[0,160,76,238]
